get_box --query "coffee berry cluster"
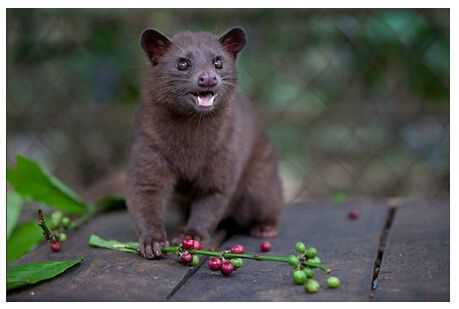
[177,238,244,277]
[48,211,72,252]
[206,244,245,276]
[288,241,340,293]
[89,234,342,296]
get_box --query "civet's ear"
[218,27,247,59]
[140,28,172,65]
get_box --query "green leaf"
[7,191,23,239]
[7,154,87,214]
[88,234,138,254]
[7,222,44,263]
[7,258,83,291]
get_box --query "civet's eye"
[214,57,223,69]
[177,58,190,71]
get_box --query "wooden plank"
[373,200,449,301]
[7,211,194,301]
[171,201,387,301]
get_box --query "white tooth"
[195,94,216,107]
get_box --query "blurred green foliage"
[7,221,44,262]
[6,9,449,199]
[7,9,449,105]
[7,191,23,240]
[6,155,130,263]
[7,155,92,262]
[7,155,88,214]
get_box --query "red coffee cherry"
[50,240,61,252]
[182,239,194,250]
[348,210,359,220]
[260,241,272,252]
[221,261,235,276]
[207,257,223,271]
[193,240,202,250]
[230,244,245,254]
[180,251,193,264]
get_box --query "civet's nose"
[197,72,218,88]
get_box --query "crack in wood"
[166,259,205,300]
[165,229,228,300]
[370,206,397,296]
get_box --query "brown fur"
[126,27,283,258]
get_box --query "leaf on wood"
[7,154,87,214]
[7,258,83,291]
[88,234,138,254]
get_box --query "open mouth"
[190,91,217,108]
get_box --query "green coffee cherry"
[292,270,306,285]
[58,232,67,242]
[308,256,321,265]
[191,255,200,267]
[61,217,71,228]
[288,255,300,267]
[303,268,314,279]
[295,242,306,254]
[327,276,340,288]
[51,211,63,227]
[305,247,317,258]
[304,279,320,293]
[230,258,243,269]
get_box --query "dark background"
[6,9,450,203]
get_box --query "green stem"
[149,247,290,263]
[221,253,289,263]
[37,209,57,241]
[68,204,98,230]
[170,248,330,272]
[88,235,330,272]
[169,249,328,271]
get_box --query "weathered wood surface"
[171,201,387,301]
[7,212,195,301]
[372,200,449,301]
[7,200,450,301]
